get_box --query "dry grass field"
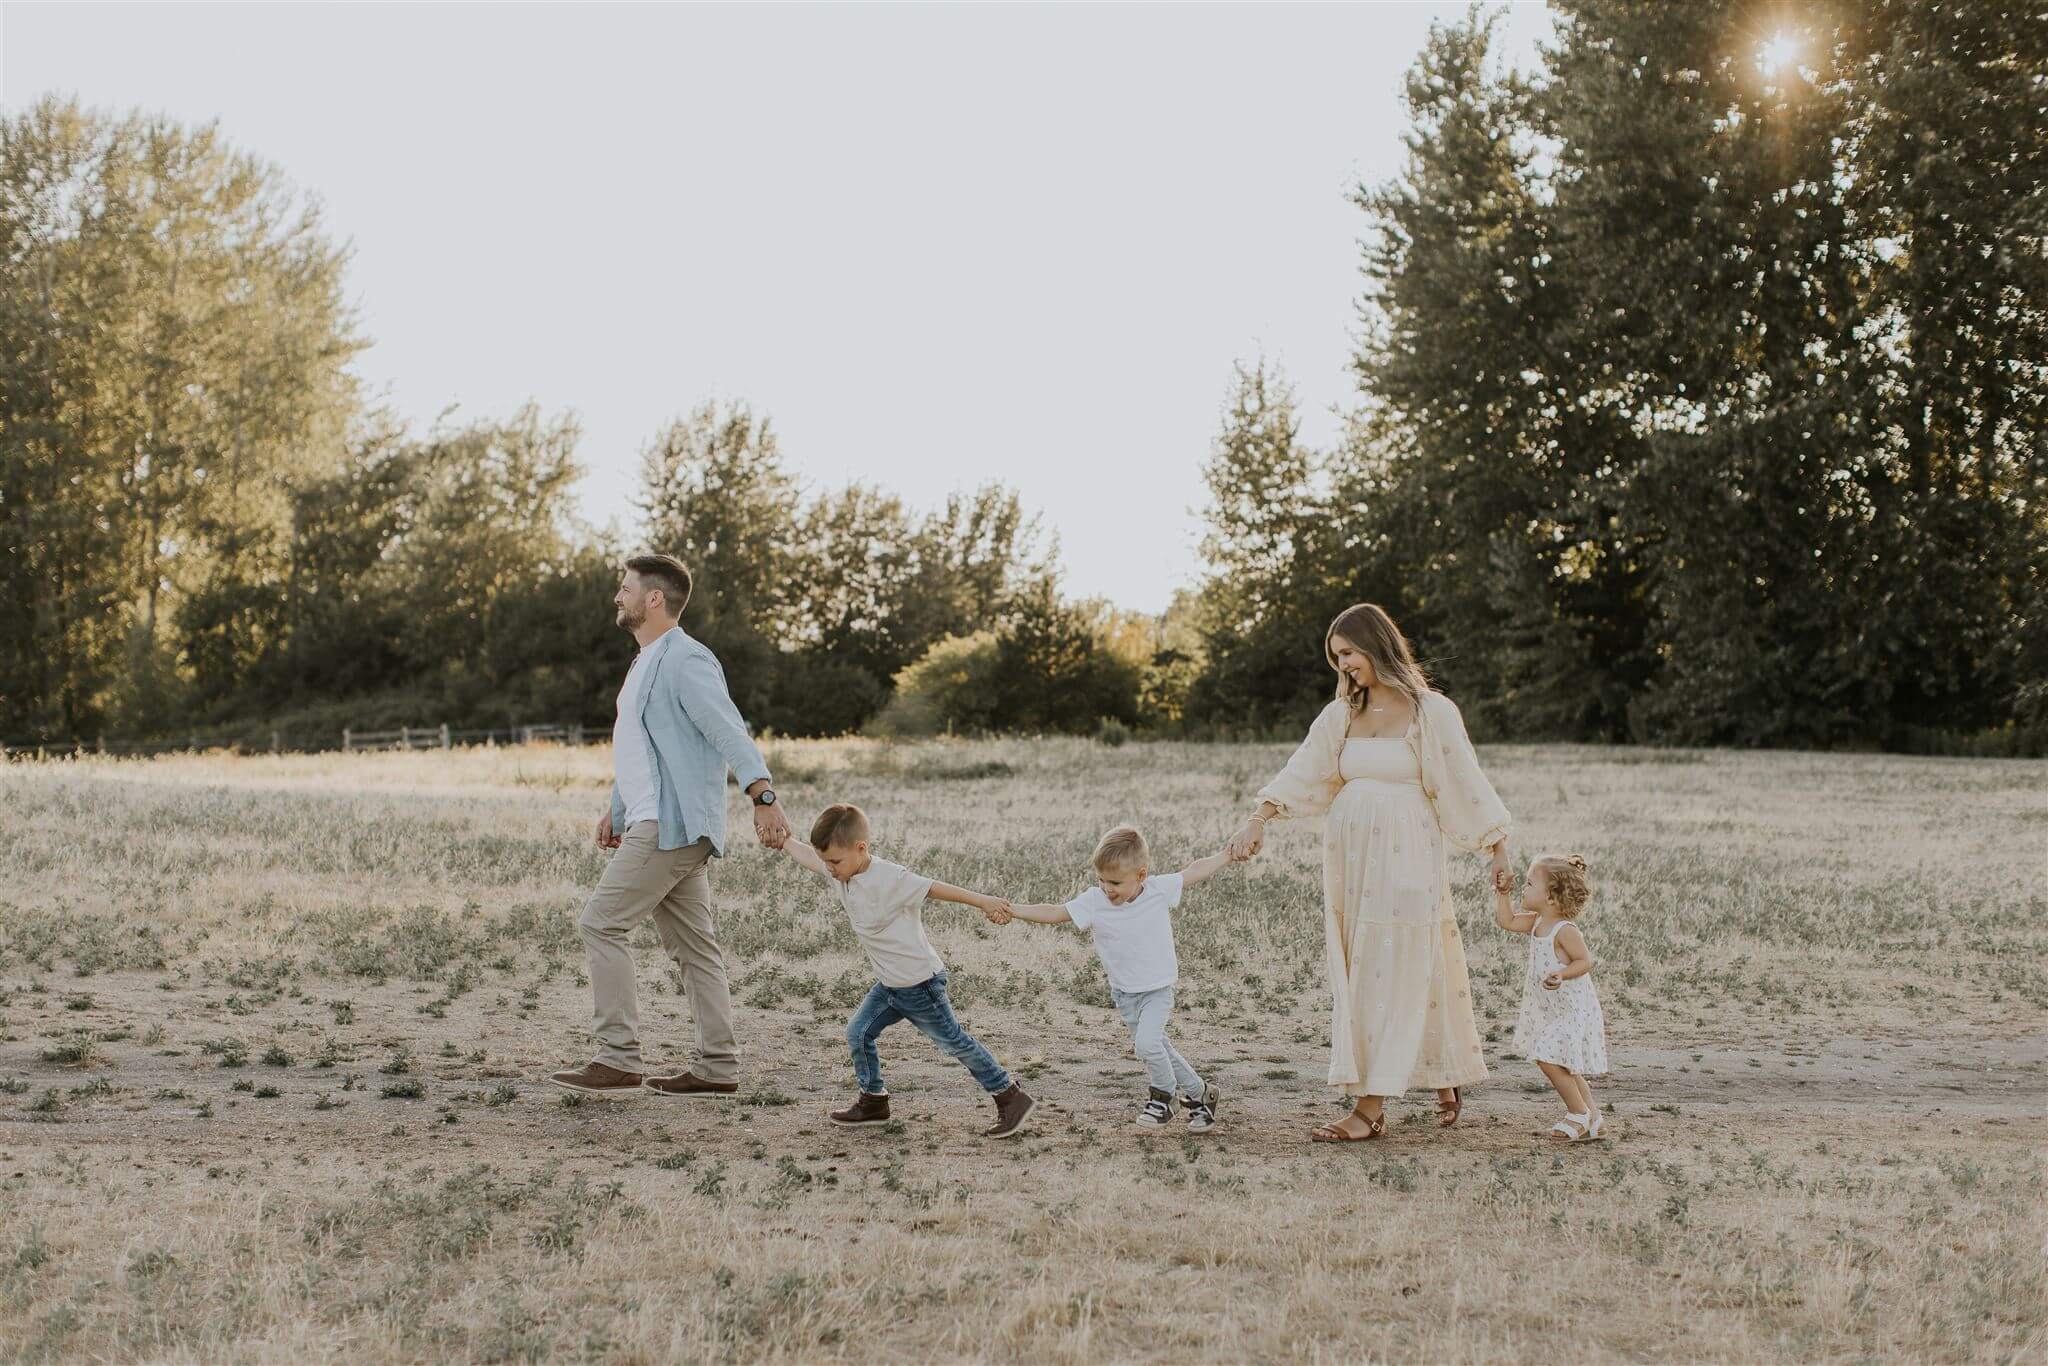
[1,736,2043,1363]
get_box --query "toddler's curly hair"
[1533,853,1592,918]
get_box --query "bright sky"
[3,2,1555,615]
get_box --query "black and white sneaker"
[1136,1087,1175,1128]
[1183,1082,1219,1133]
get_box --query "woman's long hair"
[1325,603,1431,714]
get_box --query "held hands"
[1226,816,1266,863]
[1489,845,1514,894]
[980,897,1013,926]
[753,800,791,851]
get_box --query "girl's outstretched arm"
[1493,870,1538,934]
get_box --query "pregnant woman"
[1228,603,1513,1142]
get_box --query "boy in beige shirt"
[779,803,1036,1139]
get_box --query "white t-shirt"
[612,645,660,828]
[1064,871,1184,994]
[835,857,943,989]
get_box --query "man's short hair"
[810,803,870,852]
[1091,825,1149,873]
[625,554,693,615]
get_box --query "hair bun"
[1566,854,1588,871]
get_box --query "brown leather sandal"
[1437,1087,1462,1127]
[1311,1111,1385,1143]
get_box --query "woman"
[1227,603,1512,1142]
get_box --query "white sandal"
[1576,1109,1604,1142]
[1547,1116,1588,1141]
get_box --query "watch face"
[757,790,776,806]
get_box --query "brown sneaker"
[828,1092,891,1127]
[548,1061,645,1096]
[983,1083,1035,1139]
[642,1070,739,1097]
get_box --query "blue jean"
[1112,986,1203,1096]
[846,971,1010,1096]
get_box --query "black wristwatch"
[753,788,777,807]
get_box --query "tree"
[1185,361,1352,727]
[637,401,800,722]
[989,577,1143,734]
[0,97,359,737]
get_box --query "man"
[549,553,791,1097]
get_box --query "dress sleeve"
[1418,691,1513,856]
[1254,700,1349,821]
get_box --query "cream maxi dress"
[1257,691,1512,1098]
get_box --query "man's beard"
[616,604,645,630]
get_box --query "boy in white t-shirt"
[1006,825,1236,1132]
[778,803,1037,1139]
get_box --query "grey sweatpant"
[1111,985,1203,1096]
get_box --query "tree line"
[1197,0,2045,754]
[0,97,1185,745]
[3,0,2042,753]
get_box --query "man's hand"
[753,801,790,850]
[982,898,1013,926]
[595,810,621,849]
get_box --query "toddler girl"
[1494,854,1607,1141]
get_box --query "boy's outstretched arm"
[1005,901,1072,926]
[927,881,1012,925]
[779,839,831,879]
[1179,849,1234,889]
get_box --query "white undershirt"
[612,645,660,827]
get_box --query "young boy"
[778,802,1036,1139]
[1006,825,1231,1131]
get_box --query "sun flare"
[1756,31,1803,77]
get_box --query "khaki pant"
[579,822,738,1080]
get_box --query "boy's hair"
[1533,854,1591,918]
[1091,825,1149,874]
[809,803,870,851]
[625,553,693,616]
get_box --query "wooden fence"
[0,735,233,759]
[4,723,607,760]
[339,723,597,752]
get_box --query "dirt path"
[7,970,2041,1173]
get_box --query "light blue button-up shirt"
[608,626,772,856]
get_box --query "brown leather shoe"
[829,1092,891,1126]
[642,1070,738,1097]
[548,1060,645,1095]
[983,1083,1035,1139]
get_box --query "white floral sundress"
[1511,919,1608,1077]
